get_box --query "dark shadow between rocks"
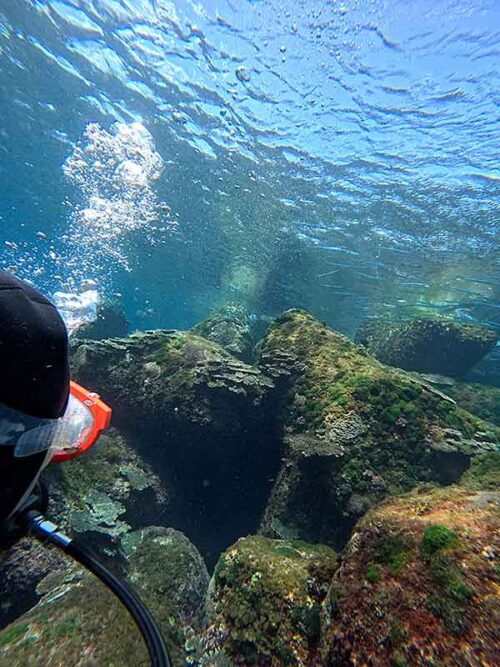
[118,415,282,570]
[70,331,284,570]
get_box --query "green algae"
[0,526,209,666]
[421,525,458,561]
[127,527,209,627]
[420,524,475,634]
[0,622,29,648]
[459,451,500,490]
[445,381,500,426]
[207,535,337,665]
[0,572,183,666]
[380,534,412,575]
[363,532,412,585]
[364,564,382,584]
[260,310,499,550]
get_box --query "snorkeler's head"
[0,270,70,419]
[0,271,70,522]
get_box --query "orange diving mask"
[51,382,112,462]
[0,381,112,463]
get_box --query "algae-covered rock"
[438,378,500,426]
[201,535,337,666]
[0,538,67,629]
[0,428,169,630]
[44,428,170,541]
[458,451,500,491]
[71,329,274,437]
[71,330,281,565]
[0,525,209,666]
[320,485,500,666]
[124,526,209,628]
[356,316,497,377]
[0,564,184,667]
[192,303,255,362]
[259,310,499,548]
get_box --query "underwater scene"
[0,0,499,664]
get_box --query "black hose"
[23,511,171,667]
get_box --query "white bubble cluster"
[63,122,165,247]
[52,288,100,334]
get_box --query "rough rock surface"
[320,484,500,666]
[416,376,500,427]
[0,539,66,629]
[0,428,168,629]
[200,535,337,666]
[458,451,500,492]
[0,525,209,667]
[124,526,209,628]
[355,316,497,377]
[71,330,282,566]
[192,303,256,363]
[259,310,499,548]
[45,428,170,540]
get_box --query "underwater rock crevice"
[71,329,285,568]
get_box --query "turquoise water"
[1,0,498,341]
[0,3,500,663]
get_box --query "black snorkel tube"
[14,496,171,667]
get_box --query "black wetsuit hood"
[0,270,69,419]
[0,270,70,523]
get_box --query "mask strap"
[8,446,54,519]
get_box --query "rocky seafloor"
[0,308,498,666]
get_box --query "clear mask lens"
[50,394,94,457]
[11,394,94,458]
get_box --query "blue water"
[0,0,499,336]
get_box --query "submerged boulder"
[201,535,337,666]
[355,317,497,377]
[124,526,209,629]
[259,310,499,549]
[192,303,255,362]
[0,524,208,667]
[466,346,500,387]
[71,330,281,566]
[320,485,500,666]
